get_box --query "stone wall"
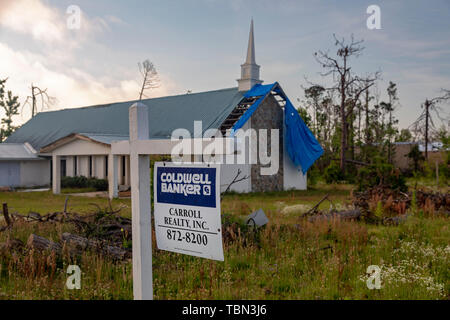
[250,95,284,192]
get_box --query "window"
[105,156,108,178]
[61,159,67,177]
[122,156,126,177]
[74,156,78,176]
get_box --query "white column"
[108,154,118,199]
[129,103,152,300]
[52,154,61,194]
[66,156,75,177]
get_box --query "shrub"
[89,178,108,191]
[61,176,108,191]
[61,176,88,188]
[422,161,433,179]
[307,165,320,186]
[324,162,343,184]
[439,161,449,180]
[356,161,407,192]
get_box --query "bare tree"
[410,89,450,159]
[23,84,56,118]
[138,59,160,100]
[314,34,380,172]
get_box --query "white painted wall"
[94,155,106,179]
[282,142,307,190]
[0,160,50,188]
[52,139,110,156]
[20,160,51,187]
[282,112,307,190]
[66,156,75,177]
[78,156,90,177]
[0,161,20,187]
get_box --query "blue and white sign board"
[154,162,224,261]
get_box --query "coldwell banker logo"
[156,166,216,208]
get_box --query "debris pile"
[353,186,450,217]
[352,186,410,216]
[0,199,132,261]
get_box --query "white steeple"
[238,19,263,91]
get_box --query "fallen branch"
[61,232,129,260]
[27,234,62,254]
[383,214,410,226]
[308,209,363,222]
[0,239,24,253]
[305,194,332,216]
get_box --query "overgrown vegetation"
[0,181,448,300]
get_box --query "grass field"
[0,183,448,300]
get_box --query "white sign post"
[129,103,153,300]
[112,103,232,300]
[154,162,224,261]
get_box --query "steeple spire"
[245,19,256,64]
[238,19,263,92]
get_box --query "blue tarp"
[231,82,323,174]
[284,98,324,174]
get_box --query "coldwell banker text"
[160,172,212,197]
[157,166,217,208]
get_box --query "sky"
[0,0,449,129]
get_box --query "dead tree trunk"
[2,203,11,226]
[424,99,430,160]
[27,234,62,253]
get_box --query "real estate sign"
[153,162,224,261]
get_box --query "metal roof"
[6,87,244,151]
[0,143,43,161]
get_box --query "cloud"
[0,0,178,125]
[0,0,65,43]
[0,42,130,120]
[0,41,176,125]
[0,0,116,45]
[104,15,128,26]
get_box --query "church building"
[4,20,323,197]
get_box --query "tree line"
[299,34,449,183]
